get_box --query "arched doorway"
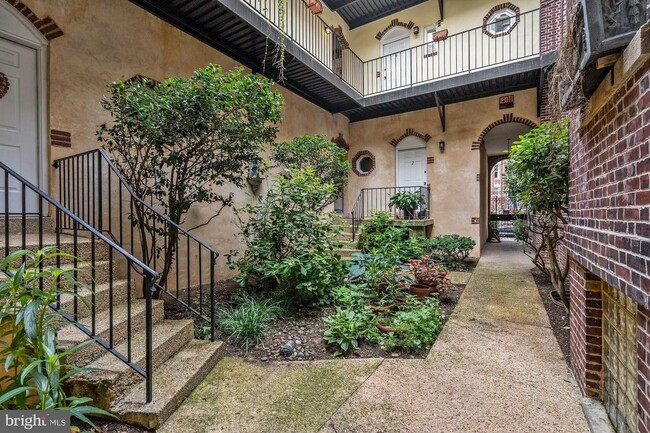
[0,2,48,213]
[381,27,411,91]
[478,119,536,245]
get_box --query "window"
[352,151,376,176]
[424,25,438,57]
[485,8,517,36]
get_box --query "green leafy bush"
[323,307,377,356]
[359,212,428,263]
[228,169,346,305]
[512,218,529,243]
[271,135,350,209]
[430,234,475,268]
[373,297,443,350]
[0,248,114,425]
[216,295,282,351]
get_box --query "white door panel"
[0,37,38,213]
[397,148,427,187]
[382,37,411,91]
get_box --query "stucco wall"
[23,0,349,279]
[346,88,539,256]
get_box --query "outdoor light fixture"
[439,140,445,150]
[325,26,331,35]
[413,25,420,35]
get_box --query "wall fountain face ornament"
[247,161,263,193]
[0,72,9,100]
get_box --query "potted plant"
[388,191,425,220]
[408,255,452,296]
[306,0,323,14]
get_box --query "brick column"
[569,260,603,397]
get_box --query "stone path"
[322,242,589,433]
[160,242,589,433]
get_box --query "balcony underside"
[130,0,546,122]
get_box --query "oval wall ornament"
[0,73,9,100]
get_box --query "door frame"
[395,136,427,188]
[0,1,49,196]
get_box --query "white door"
[397,147,427,187]
[0,37,38,213]
[382,36,411,91]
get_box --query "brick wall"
[569,262,603,398]
[540,0,564,54]
[567,57,650,309]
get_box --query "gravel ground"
[531,268,571,368]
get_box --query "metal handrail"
[1,160,158,402]
[53,149,219,339]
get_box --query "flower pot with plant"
[408,255,453,295]
[388,191,425,220]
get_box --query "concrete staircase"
[336,218,361,261]
[1,217,224,430]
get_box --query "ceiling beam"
[438,0,444,20]
[434,92,446,132]
[329,0,364,12]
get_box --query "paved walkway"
[160,242,589,433]
[322,242,589,433]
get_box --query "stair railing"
[53,148,219,342]
[350,186,432,241]
[1,160,158,402]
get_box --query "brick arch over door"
[471,113,538,150]
[6,0,63,40]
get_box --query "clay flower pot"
[375,322,403,333]
[306,0,323,14]
[369,301,404,313]
[432,29,449,42]
[409,283,433,299]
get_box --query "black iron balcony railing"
[241,1,541,97]
[350,186,431,241]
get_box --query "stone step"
[67,319,195,411]
[0,260,115,289]
[59,298,165,366]
[59,279,132,320]
[0,233,110,264]
[0,216,55,234]
[112,339,225,430]
[339,248,362,261]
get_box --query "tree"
[271,135,350,210]
[98,64,284,296]
[505,119,570,307]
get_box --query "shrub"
[228,169,346,305]
[216,295,282,351]
[359,212,428,263]
[512,218,529,243]
[430,234,475,267]
[0,248,113,425]
[373,297,443,350]
[271,135,350,209]
[323,307,376,356]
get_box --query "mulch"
[531,268,571,369]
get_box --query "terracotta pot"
[432,29,449,42]
[369,301,404,313]
[375,322,403,333]
[306,0,323,14]
[409,283,433,299]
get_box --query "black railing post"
[144,273,154,403]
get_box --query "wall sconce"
[325,26,331,35]
[438,140,445,150]
[413,26,420,35]
[247,162,263,194]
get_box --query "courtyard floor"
[160,242,590,433]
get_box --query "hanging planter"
[306,0,323,15]
[431,29,448,42]
[0,72,9,100]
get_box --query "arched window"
[483,3,520,37]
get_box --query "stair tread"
[112,339,224,429]
[83,319,194,376]
[58,298,163,343]
[0,233,94,249]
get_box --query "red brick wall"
[567,57,650,308]
[540,0,564,54]
[569,262,603,398]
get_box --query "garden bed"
[162,277,469,362]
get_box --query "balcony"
[131,0,549,121]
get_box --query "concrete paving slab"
[447,271,472,285]
[159,357,381,433]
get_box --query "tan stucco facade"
[345,88,539,257]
